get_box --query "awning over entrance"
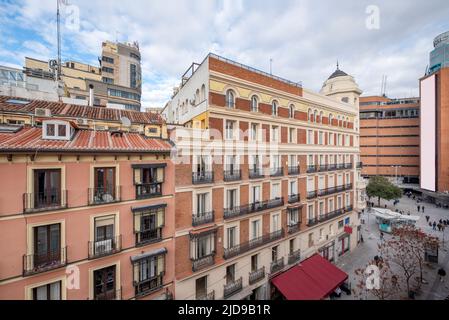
[271,254,348,300]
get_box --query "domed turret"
[320,62,362,107]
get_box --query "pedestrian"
[438,224,442,232]
[422,206,425,213]
[433,221,437,230]
[385,204,387,209]
[438,268,446,282]
[418,205,420,212]
[429,222,433,227]
[380,232,384,241]
[440,219,443,225]
[426,216,430,223]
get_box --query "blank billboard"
[420,75,436,192]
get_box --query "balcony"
[249,266,266,285]
[224,229,284,259]
[357,162,363,169]
[270,257,285,274]
[135,228,163,246]
[307,191,318,200]
[192,211,215,227]
[270,167,284,177]
[307,217,319,227]
[223,277,243,299]
[327,164,337,171]
[318,165,327,172]
[192,171,214,185]
[288,249,301,265]
[134,273,164,298]
[307,165,317,173]
[88,186,121,205]
[197,290,215,300]
[288,166,300,175]
[344,163,353,169]
[287,222,300,234]
[224,198,285,220]
[94,288,121,300]
[23,247,67,276]
[224,170,241,182]
[88,236,122,259]
[318,186,337,197]
[336,164,345,170]
[23,190,67,213]
[136,183,162,199]
[249,168,264,179]
[345,183,353,191]
[288,194,300,204]
[192,254,215,272]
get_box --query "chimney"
[89,84,94,106]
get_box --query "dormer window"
[43,120,73,141]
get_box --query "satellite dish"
[120,116,131,127]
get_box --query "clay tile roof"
[0,126,171,153]
[0,96,164,125]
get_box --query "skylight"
[6,99,31,105]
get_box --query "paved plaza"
[335,195,449,300]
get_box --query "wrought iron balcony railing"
[249,266,266,285]
[197,290,215,300]
[344,163,353,169]
[357,162,363,169]
[249,168,264,179]
[307,191,318,200]
[270,257,285,274]
[94,288,121,300]
[224,198,285,220]
[88,186,121,205]
[135,228,163,246]
[223,230,284,259]
[23,190,67,213]
[287,222,300,234]
[307,217,319,227]
[192,254,215,272]
[23,247,67,276]
[223,277,243,299]
[288,194,300,204]
[192,171,214,185]
[192,211,215,227]
[224,170,242,182]
[288,249,301,265]
[288,166,300,175]
[88,236,122,259]
[136,183,162,199]
[270,167,284,177]
[307,165,317,173]
[134,273,164,298]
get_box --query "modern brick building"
[0,97,174,300]
[359,96,420,184]
[164,54,365,300]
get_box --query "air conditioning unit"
[35,108,51,117]
[95,239,112,255]
[77,118,89,126]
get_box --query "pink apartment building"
[0,97,175,300]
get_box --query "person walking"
[426,216,430,223]
[380,232,384,241]
[422,206,425,213]
[438,224,442,232]
[417,205,421,212]
[433,221,437,230]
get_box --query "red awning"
[271,254,348,300]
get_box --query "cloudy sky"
[1,0,448,107]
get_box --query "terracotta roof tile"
[0,126,171,153]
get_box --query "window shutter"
[134,213,141,233]
[134,169,142,185]
[133,262,139,282]
[156,167,164,183]
[190,239,197,260]
[157,208,165,228]
[157,255,165,274]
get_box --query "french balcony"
[307,217,319,227]
[88,236,122,259]
[287,222,301,234]
[94,288,122,300]
[134,273,164,298]
[357,162,363,169]
[223,230,284,259]
[197,290,215,300]
[192,171,214,185]
[318,165,328,172]
[318,187,337,197]
[307,165,317,174]
[249,266,266,285]
[88,186,121,205]
[270,167,284,177]
[192,211,215,227]
[224,198,285,220]
[345,183,353,191]
[135,183,162,199]
[288,166,300,175]
[192,254,215,272]
[288,194,301,204]
[223,277,243,299]
[135,228,163,246]
[23,247,67,276]
[336,164,345,170]
[327,164,337,171]
[23,190,67,213]
[344,163,353,170]
[307,191,318,200]
[288,249,301,265]
[270,257,285,274]
[224,170,241,182]
[249,168,264,179]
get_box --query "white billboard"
[420,75,436,192]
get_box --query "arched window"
[195,89,200,105]
[226,89,235,108]
[201,84,206,102]
[251,95,259,112]
[314,110,318,123]
[272,100,278,116]
[289,104,295,118]
[308,109,313,122]
[319,111,324,123]
[329,113,333,124]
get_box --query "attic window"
[6,99,30,105]
[43,120,73,141]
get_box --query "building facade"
[164,54,365,300]
[420,30,449,194]
[359,96,420,184]
[0,97,174,300]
